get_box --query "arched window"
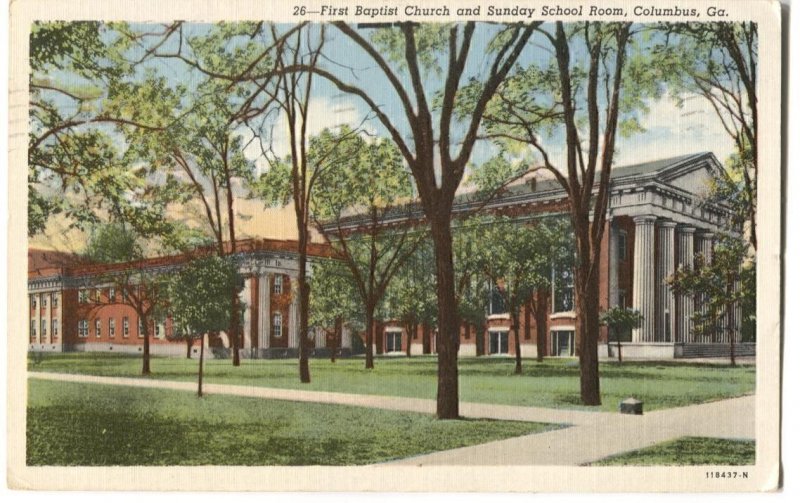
[272,312,283,338]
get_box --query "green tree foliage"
[668,235,753,366]
[654,22,757,249]
[305,127,420,369]
[28,22,179,236]
[84,223,171,375]
[600,307,643,362]
[468,22,653,406]
[309,258,363,361]
[382,239,438,357]
[168,256,242,396]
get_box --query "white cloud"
[240,96,373,176]
[615,93,736,166]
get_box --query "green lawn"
[27,378,558,466]
[27,353,755,412]
[592,437,756,466]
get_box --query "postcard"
[7,0,782,492]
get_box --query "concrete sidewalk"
[28,371,755,466]
[389,395,755,466]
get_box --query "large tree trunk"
[422,324,431,354]
[140,313,151,375]
[533,290,549,362]
[197,335,204,397]
[431,215,459,419]
[406,322,415,358]
[298,251,311,383]
[728,278,737,367]
[186,338,193,359]
[512,310,522,375]
[364,307,375,369]
[575,237,602,406]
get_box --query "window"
[95,319,102,338]
[272,312,283,338]
[488,284,507,315]
[78,289,88,303]
[52,319,59,336]
[551,330,575,357]
[123,317,130,338]
[489,331,509,354]
[42,295,47,308]
[273,275,283,295]
[552,265,575,313]
[30,320,36,337]
[41,319,47,336]
[52,294,58,308]
[109,318,116,338]
[155,322,163,339]
[108,288,115,302]
[95,289,102,303]
[617,231,628,262]
[385,331,402,352]
[78,320,88,338]
[30,295,36,309]
[138,319,144,338]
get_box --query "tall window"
[52,294,58,308]
[78,289,88,303]
[273,275,283,295]
[488,284,507,315]
[109,318,116,338]
[41,319,47,336]
[488,331,509,354]
[95,289,102,303]
[123,317,130,338]
[52,319,58,336]
[108,287,115,302]
[95,319,102,338]
[617,231,628,262]
[78,320,88,338]
[272,312,283,337]
[30,320,36,337]
[386,331,402,352]
[30,295,37,309]
[138,319,144,338]
[42,295,47,308]
[552,265,575,313]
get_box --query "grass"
[592,437,756,466]
[27,378,559,466]
[27,352,755,412]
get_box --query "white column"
[676,226,696,343]
[656,221,676,342]
[608,220,620,308]
[258,273,270,349]
[240,278,252,349]
[288,277,299,349]
[632,216,656,342]
[697,231,715,343]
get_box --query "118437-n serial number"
[706,471,749,479]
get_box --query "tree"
[474,22,651,405]
[169,256,242,396]
[307,22,538,418]
[84,223,172,375]
[656,22,758,249]
[28,22,179,237]
[382,239,437,358]
[668,235,752,367]
[309,258,363,362]
[310,129,420,369]
[471,217,564,373]
[601,307,643,362]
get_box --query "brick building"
[344,152,753,359]
[28,152,753,360]
[27,239,351,357]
